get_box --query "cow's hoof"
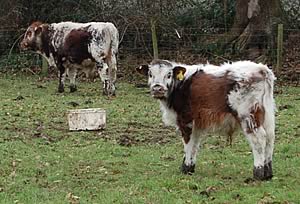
[253,166,265,180]
[102,89,108,95]
[58,86,64,93]
[181,163,195,175]
[70,85,77,93]
[264,161,273,180]
[103,90,116,97]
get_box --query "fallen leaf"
[66,192,80,204]
[199,186,217,197]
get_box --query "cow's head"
[20,21,44,51]
[136,59,186,99]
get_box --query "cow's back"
[50,22,118,51]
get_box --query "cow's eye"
[27,31,32,37]
[166,72,172,79]
[149,71,152,78]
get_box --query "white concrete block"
[67,108,106,131]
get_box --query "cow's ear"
[35,26,43,35]
[136,64,149,76]
[173,66,186,81]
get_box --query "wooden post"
[276,24,283,75]
[224,0,228,33]
[151,18,159,59]
[41,56,48,76]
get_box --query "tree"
[223,0,284,63]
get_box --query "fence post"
[224,0,228,33]
[41,56,48,76]
[276,24,283,75]
[151,18,159,59]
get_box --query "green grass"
[0,73,299,204]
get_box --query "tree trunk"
[223,0,249,43]
[225,0,284,63]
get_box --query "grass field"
[0,73,299,204]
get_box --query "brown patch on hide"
[177,113,192,144]
[179,122,192,144]
[166,75,193,142]
[248,72,265,84]
[190,72,238,129]
[259,69,266,78]
[250,105,265,132]
[166,71,238,142]
[242,104,265,134]
[40,24,51,57]
[29,21,43,28]
[64,29,92,64]
[104,47,112,65]
[252,105,265,127]
[243,69,266,85]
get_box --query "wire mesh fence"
[0,26,299,83]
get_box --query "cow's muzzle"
[151,85,166,99]
[19,42,29,50]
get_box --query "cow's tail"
[262,66,276,136]
[107,23,119,91]
[110,24,119,55]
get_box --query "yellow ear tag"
[176,70,184,81]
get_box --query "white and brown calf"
[20,21,119,96]
[137,59,276,181]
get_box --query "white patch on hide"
[159,101,178,128]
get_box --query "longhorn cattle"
[20,21,119,96]
[137,59,276,180]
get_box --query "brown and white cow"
[137,59,276,180]
[20,21,119,96]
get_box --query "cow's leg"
[241,119,267,180]
[263,112,276,180]
[108,35,118,95]
[96,61,107,94]
[68,66,77,92]
[181,126,201,175]
[57,63,66,93]
[264,129,275,180]
[86,65,95,82]
[109,53,117,90]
